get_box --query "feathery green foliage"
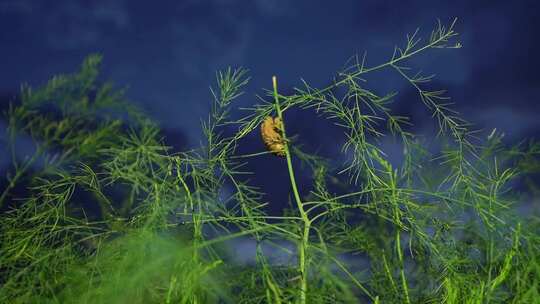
[0,19,539,304]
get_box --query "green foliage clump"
[0,19,539,304]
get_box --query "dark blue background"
[1,1,539,211]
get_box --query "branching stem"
[272,76,311,304]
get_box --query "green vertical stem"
[389,169,410,304]
[175,158,200,304]
[485,234,494,303]
[395,228,410,304]
[192,180,203,304]
[272,76,311,304]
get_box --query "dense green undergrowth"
[1,19,539,303]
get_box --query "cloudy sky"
[1,1,538,140]
[1,1,539,209]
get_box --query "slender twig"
[272,76,311,304]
